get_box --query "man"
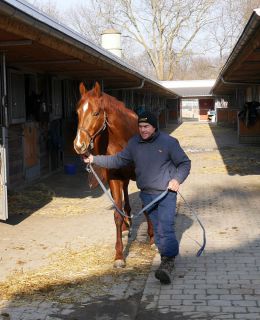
[84,111,191,284]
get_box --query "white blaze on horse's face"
[74,99,91,152]
[83,101,89,113]
[75,128,82,149]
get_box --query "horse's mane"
[102,93,135,115]
[101,93,138,130]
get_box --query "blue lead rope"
[86,163,206,256]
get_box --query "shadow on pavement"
[209,124,260,176]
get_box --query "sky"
[49,0,79,11]
[27,0,83,13]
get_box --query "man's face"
[138,122,156,140]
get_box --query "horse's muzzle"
[74,140,88,154]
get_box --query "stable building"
[0,0,178,220]
[160,80,216,122]
[211,8,260,143]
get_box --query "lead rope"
[86,163,206,256]
[177,191,206,257]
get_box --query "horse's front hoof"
[151,243,158,251]
[114,259,126,268]
[122,230,129,238]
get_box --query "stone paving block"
[183,289,206,295]
[196,284,218,289]
[248,307,260,312]
[171,294,194,300]
[220,294,244,300]
[159,294,171,300]
[168,300,183,306]
[195,305,221,313]
[173,284,195,289]
[222,307,247,313]
[182,300,207,306]
[170,306,196,312]
[208,300,232,307]
[207,289,230,295]
[232,300,257,307]
[244,294,260,300]
[234,314,260,319]
[160,289,183,295]
[211,315,235,319]
[196,294,219,300]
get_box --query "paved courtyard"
[0,122,260,319]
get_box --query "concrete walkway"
[1,122,260,320]
[137,122,260,320]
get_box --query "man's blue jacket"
[92,131,191,194]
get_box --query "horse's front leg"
[122,179,131,237]
[109,179,125,268]
[144,212,155,248]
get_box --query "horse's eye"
[92,111,100,116]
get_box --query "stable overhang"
[161,80,216,98]
[212,8,260,95]
[0,0,178,98]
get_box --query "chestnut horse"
[74,82,154,267]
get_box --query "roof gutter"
[220,76,260,86]
[106,79,145,91]
[1,0,179,98]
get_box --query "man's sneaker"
[155,256,175,284]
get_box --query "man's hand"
[83,154,94,164]
[168,179,180,192]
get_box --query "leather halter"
[78,111,107,150]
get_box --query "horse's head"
[74,82,106,155]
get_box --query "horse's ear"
[94,82,101,98]
[79,82,87,97]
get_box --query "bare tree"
[240,0,260,23]
[66,1,104,44]
[27,0,62,21]
[206,0,260,66]
[27,0,260,81]
[67,0,216,80]
[170,51,220,80]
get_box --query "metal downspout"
[106,79,145,91]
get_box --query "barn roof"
[160,80,216,98]
[0,0,178,98]
[212,8,260,95]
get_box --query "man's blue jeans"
[140,191,179,258]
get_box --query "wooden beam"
[12,59,80,65]
[0,39,32,46]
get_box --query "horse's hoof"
[122,230,129,238]
[151,243,158,251]
[114,259,126,268]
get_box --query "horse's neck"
[102,98,137,151]
[107,110,137,137]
